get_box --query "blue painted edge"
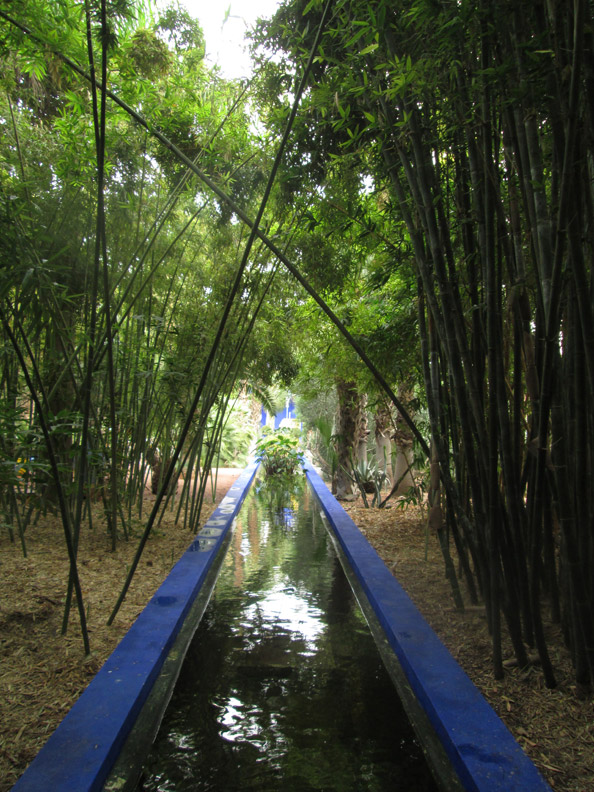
[11,462,260,792]
[304,462,552,792]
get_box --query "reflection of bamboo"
[233,513,243,589]
[248,507,260,564]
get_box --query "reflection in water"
[139,476,437,791]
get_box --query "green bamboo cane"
[1,307,90,654]
[105,0,334,622]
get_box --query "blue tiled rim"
[303,461,551,792]
[12,462,260,792]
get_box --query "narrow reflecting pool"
[138,476,438,791]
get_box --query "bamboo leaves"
[0,0,276,650]
[251,0,594,689]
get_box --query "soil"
[1,474,592,792]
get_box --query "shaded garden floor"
[346,500,593,792]
[1,477,592,791]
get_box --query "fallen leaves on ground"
[344,498,594,792]
[0,476,238,791]
[1,486,592,792]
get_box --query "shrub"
[254,430,304,476]
[344,458,387,508]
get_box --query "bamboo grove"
[253,0,594,688]
[0,0,302,649]
[2,0,594,692]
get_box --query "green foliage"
[5,0,591,694]
[307,414,338,481]
[0,0,289,648]
[207,399,257,468]
[255,429,304,477]
[0,404,45,488]
[122,27,172,79]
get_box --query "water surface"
[139,476,437,791]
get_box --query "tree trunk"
[391,387,415,495]
[356,392,369,465]
[333,379,364,499]
[374,400,392,485]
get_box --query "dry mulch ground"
[0,470,240,791]
[345,499,594,792]
[1,478,592,791]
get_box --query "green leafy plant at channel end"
[255,430,305,477]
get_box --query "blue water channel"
[138,476,438,791]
